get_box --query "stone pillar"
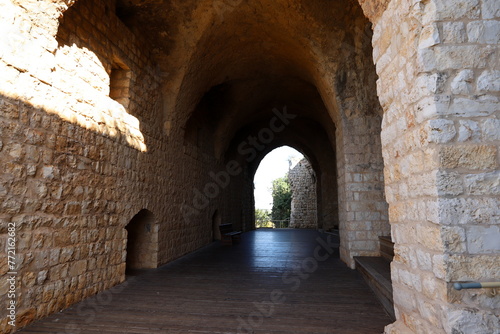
[337,116,390,268]
[374,0,500,332]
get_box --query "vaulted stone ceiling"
[114,0,380,165]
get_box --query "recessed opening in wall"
[212,210,221,241]
[110,57,131,110]
[125,209,156,275]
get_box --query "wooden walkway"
[19,229,392,333]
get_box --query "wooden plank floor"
[18,229,392,334]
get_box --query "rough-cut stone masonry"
[374,0,500,333]
[0,0,498,333]
[0,0,236,330]
[289,159,318,229]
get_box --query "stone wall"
[0,0,239,331]
[373,0,500,333]
[289,159,318,229]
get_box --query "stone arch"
[250,143,336,233]
[125,209,158,271]
[172,0,389,268]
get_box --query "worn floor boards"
[18,229,392,334]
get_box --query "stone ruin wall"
[289,159,318,229]
[0,0,243,330]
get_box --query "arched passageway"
[172,0,390,268]
[253,146,320,230]
[3,0,498,333]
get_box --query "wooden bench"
[219,223,242,245]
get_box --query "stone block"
[449,95,499,117]
[37,270,48,285]
[466,225,500,254]
[464,171,500,195]
[477,70,500,93]
[432,254,446,280]
[436,170,463,196]
[416,299,441,328]
[446,308,500,334]
[441,22,466,44]
[400,268,423,292]
[482,0,500,19]
[467,21,500,44]
[446,254,499,280]
[415,248,433,271]
[425,119,456,143]
[414,95,451,123]
[439,197,500,225]
[425,0,480,21]
[441,226,467,253]
[64,202,82,215]
[439,145,497,169]
[23,272,36,288]
[482,118,500,141]
[421,274,447,301]
[457,120,480,142]
[451,69,474,95]
[418,45,488,71]
[417,224,444,252]
[392,284,417,312]
[419,23,440,49]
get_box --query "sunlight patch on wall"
[0,14,147,152]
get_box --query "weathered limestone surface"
[289,159,318,229]
[0,0,229,330]
[374,0,500,333]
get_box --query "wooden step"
[354,256,395,320]
[379,236,394,261]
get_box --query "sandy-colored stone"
[439,145,497,170]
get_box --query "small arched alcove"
[212,209,222,241]
[125,209,158,272]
